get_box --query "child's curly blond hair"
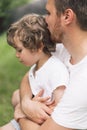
[7,13,56,55]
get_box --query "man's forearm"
[19,117,72,130]
[19,117,40,130]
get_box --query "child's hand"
[32,89,50,104]
[14,103,26,122]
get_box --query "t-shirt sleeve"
[51,67,87,129]
[49,60,69,92]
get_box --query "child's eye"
[17,49,22,52]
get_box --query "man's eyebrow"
[45,9,48,12]
[45,9,50,14]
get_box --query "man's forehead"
[46,0,55,10]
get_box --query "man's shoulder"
[52,43,70,62]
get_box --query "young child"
[1,14,69,130]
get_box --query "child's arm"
[46,85,66,110]
[52,85,66,105]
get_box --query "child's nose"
[16,52,20,58]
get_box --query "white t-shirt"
[28,55,69,100]
[52,44,87,129]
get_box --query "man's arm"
[19,72,52,124]
[19,116,73,130]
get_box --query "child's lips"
[19,60,23,63]
[19,59,25,64]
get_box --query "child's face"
[14,36,40,66]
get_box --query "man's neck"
[63,30,87,64]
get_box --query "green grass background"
[0,33,29,125]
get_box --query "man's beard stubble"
[51,22,62,44]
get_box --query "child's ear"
[38,42,44,52]
[38,48,42,53]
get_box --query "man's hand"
[21,98,53,124]
[21,90,53,124]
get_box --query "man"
[17,0,87,129]
[1,0,87,130]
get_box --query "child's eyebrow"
[13,44,17,49]
[14,47,17,49]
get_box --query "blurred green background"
[0,0,31,125]
[0,0,31,33]
[0,0,46,34]
[0,33,29,126]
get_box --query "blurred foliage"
[0,0,31,33]
[0,0,30,17]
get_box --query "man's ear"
[63,9,74,25]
